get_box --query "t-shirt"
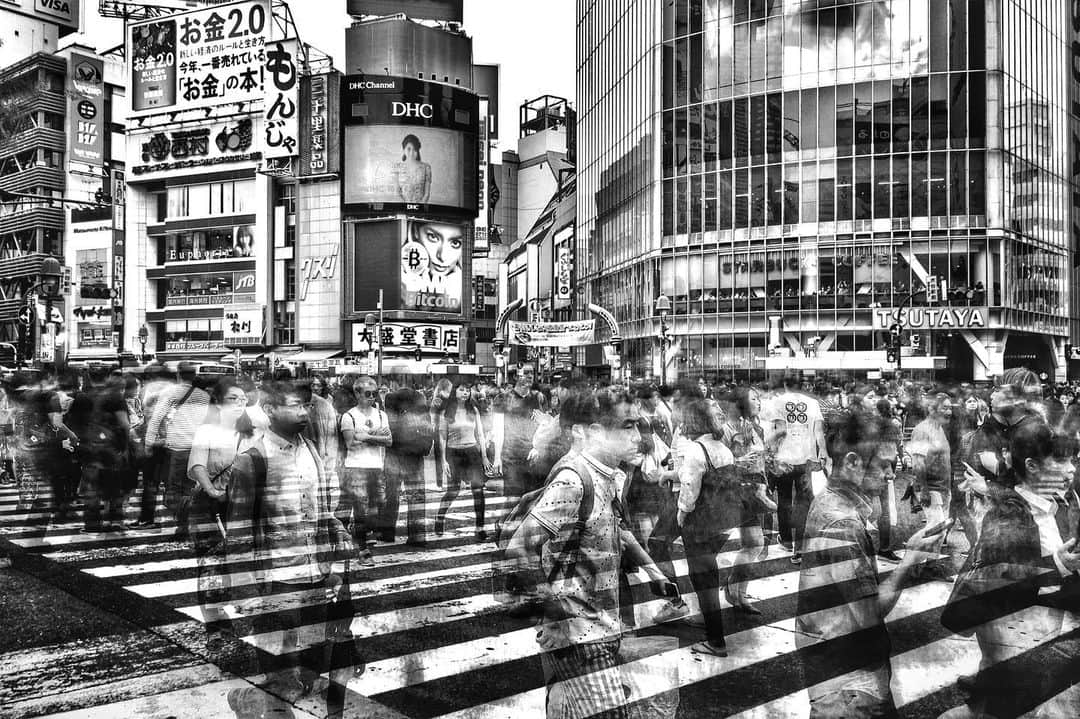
[908,418,951,488]
[187,424,248,490]
[341,405,389,469]
[528,454,623,649]
[761,391,824,466]
[499,388,544,460]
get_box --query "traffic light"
[926,275,939,304]
[886,345,901,364]
[886,323,903,367]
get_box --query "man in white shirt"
[338,376,392,565]
[760,376,827,564]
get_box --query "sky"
[78,0,576,152]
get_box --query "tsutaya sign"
[874,307,988,330]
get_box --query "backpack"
[491,453,595,606]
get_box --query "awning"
[280,349,344,364]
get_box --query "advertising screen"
[344,127,465,210]
[342,75,478,214]
[400,219,464,314]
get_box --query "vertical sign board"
[112,168,126,348]
[475,97,490,250]
[129,0,269,116]
[263,38,300,160]
[299,72,340,176]
[552,225,573,309]
[68,52,105,168]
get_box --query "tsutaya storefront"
[764,305,1067,382]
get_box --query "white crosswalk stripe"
[3,483,1080,719]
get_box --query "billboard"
[400,219,464,314]
[346,0,462,22]
[351,220,402,314]
[299,72,340,176]
[262,39,299,160]
[351,321,461,354]
[129,0,269,117]
[4,0,80,31]
[68,52,105,168]
[130,118,259,177]
[508,320,595,348]
[342,75,479,214]
[344,127,467,210]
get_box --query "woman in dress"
[396,134,432,204]
[433,382,492,541]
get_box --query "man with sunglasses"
[339,376,392,565]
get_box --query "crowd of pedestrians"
[2,362,1080,718]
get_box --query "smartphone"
[961,461,979,474]
[650,580,681,599]
[922,519,955,537]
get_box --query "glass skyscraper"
[577,0,1077,382]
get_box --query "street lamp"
[364,287,384,389]
[655,293,671,386]
[23,257,62,368]
[138,324,149,361]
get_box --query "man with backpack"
[505,390,677,719]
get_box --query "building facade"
[578,0,1078,382]
[340,8,483,378]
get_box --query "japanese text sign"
[129,0,269,117]
[224,307,264,345]
[351,322,461,355]
[263,38,299,159]
[508,320,595,348]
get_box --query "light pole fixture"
[655,293,671,386]
[138,324,149,361]
[364,288,384,390]
[25,257,63,368]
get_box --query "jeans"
[436,446,486,533]
[163,449,193,533]
[338,467,385,547]
[769,464,812,551]
[684,534,729,647]
[138,446,168,524]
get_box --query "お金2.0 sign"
[129,0,269,117]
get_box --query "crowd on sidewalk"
[2,363,1080,718]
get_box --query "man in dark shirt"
[797,412,944,718]
[963,369,1046,494]
[494,367,547,499]
[69,369,131,532]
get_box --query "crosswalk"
[2,478,1080,718]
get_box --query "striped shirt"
[145,382,210,452]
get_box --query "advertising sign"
[344,127,467,210]
[300,72,340,176]
[508,320,595,348]
[873,307,988,330]
[346,0,463,22]
[4,0,80,30]
[131,118,259,177]
[129,0,269,116]
[342,75,479,213]
[553,226,573,307]
[400,219,464,314]
[262,38,299,160]
[68,52,105,168]
[224,307,263,345]
[351,321,460,354]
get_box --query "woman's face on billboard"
[419,222,463,275]
[403,141,419,161]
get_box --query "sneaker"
[357,551,375,568]
[652,600,690,625]
[685,614,706,627]
[877,550,902,562]
[790,553,803,565]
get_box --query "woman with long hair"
[187,378,254,648]
[396,134,432,204]
[433,382,492,542]
[719,386,777,614]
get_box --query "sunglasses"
[361,390,378,399]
